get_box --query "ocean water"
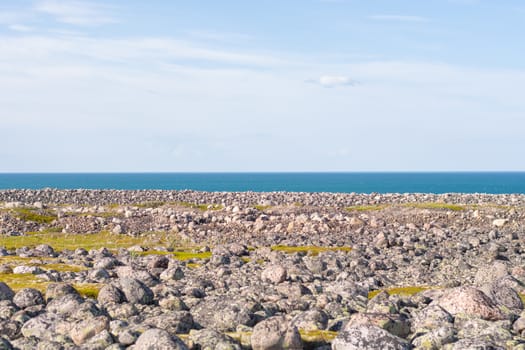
[0,173,524,194]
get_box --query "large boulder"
[188,329,241,350]
[434,287,505,321]
[118,278,154,305]
[251,316,302,350]
[0,283,14,301]
[13,288,44,309]
[331,324,411,350]
[133,328,188,350]
[192,296,256,332]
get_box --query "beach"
[1,189,525,349]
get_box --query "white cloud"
[34,0,116,26]
[369,15,429,22]
[8,24,34,32]
[312,75,357,88]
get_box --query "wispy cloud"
[8,24,34,32]
[34,0,116,26]
[369,14,429,22]
[308,75,357,88]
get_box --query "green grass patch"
[186,263,202,269]
[271,245,352,256]
[0,257,86,273]
[10,207,57,224]
[0,273,100,298]
[346,204,388,212]
[300,330,338,343]
[403,202,465,211]
[177,202,223,211]
[368,286,434,299]
[254,205,271,211]
[0,230,180,252]
[133,201,166,209]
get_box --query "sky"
[1,0,524,172]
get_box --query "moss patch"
[177,202,223,211]
[368,286,434,299]
[0,273,100,298]
[346,205,388,212]
[1,230,180,252]
[254,205,272,211]
[300,330,338,343]
[271,245,352,256]
[403,202,465,211]
[10,207,57,224]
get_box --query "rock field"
[1,189,525,349]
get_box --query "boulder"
[331,324,411,350]
[435,287,505,321]
[133,328,188,350]
[251,316,302,350]
[13,288,44,309]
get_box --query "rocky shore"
[1,189,525,349]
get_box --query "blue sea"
[0,173,524,194]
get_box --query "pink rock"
[435,287,505,321]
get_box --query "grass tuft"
[403,202,465,211]
[10,207,57,224]
[346,205,388,212]
[368,286,434,299]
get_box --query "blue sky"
[1,0,524,171]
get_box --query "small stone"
[261,265,287,284]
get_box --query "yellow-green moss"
[222,330,338,344]
[403,202,465,211]
[0,273,100,298]
[346,205,388,212]
[186,263,202,269]
[271,245,352,256]
[254,205,271,211]
[1,230,180,252]
[74,283,101,298]
[133,201,166,208]
[368,286,434,299]
[177,202,223,211]
[173,251,212,261]
[10,207,57,224]
[300,330,338,343]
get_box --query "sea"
[0,173,524,194]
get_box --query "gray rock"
[411,326,456,350]
[97,284,126,305]
[331,324,411,350]
[0,338,12,350]
[412,304,454,331]
[192,297,256,332]
[142,312,194,334]
[251,316,302,350]
[442,338,504,350]
[291,309,329,331]
[0,320,21,340]
[0,283,14,301]
[118,278,154,305]
[45,283,79,302]
[188,328,242,350]
[70,316,109,346]
[133,328,188,350]
[12,266,44,275]
[46,293,84,316]
[13,288,44,309]
[261,265,287,284]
